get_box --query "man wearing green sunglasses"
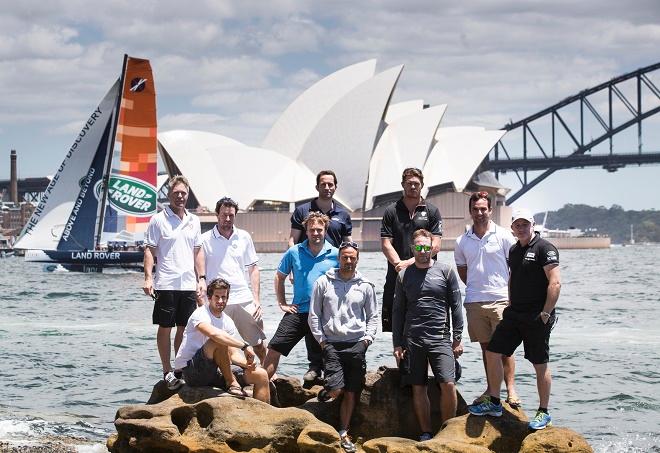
[392,229,463,441]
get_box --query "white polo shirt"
[174,304,238,370]
[144,206,201,291]
[454,221,516,303]
[201,226,258,305]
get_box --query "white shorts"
[223,301,267,346]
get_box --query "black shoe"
[317,389,331,402]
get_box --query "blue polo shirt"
[291,199,352,248]
[277,240,338,313]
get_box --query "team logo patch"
[130,78,148,92]
[525,251,536,260]
[546,250,558,261]
[94,174,157,217]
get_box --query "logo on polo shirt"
[524,251,536,260]
[420,211,427,217]
[546,250,557,261]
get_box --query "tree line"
[534,204,660,244]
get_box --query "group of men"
[142,167,562,449]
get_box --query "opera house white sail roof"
[157,60,507,212]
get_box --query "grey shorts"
[404,337,455,385]
[182,347,245,388]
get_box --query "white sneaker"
[164,371,184,390]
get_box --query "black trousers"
[382,265,397,332]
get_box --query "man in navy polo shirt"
[289,170,352,248]
[468,208,561,431]
[381,167,442,332]
[263,212,339,385]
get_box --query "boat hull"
[25,249,143,265]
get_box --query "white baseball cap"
[511,208,535,224]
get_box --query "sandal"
[227,383,247,397]
[505,395,522,408]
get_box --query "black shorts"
[323,341,368,393]
[404,337,455,385]
[268,312,313,357]
[152,290,197,327]
[487,308,556,364]
[182,347,246,388]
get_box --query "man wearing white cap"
[468,208,561,431]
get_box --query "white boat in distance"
[14,55,158,272]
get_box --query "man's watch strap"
[198,275,206,280]
[241,342,249,351]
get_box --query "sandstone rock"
[519,427,594,453]
[110,392,340,452]
[110,368,594,452]
[438,407,530,453]
[304,366,468,440]
[271,375,322,408]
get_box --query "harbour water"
[0,246,658,452]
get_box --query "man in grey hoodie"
[309,241,379,453]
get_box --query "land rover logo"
[94,175,156,217]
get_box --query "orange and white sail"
[102,56,158,243]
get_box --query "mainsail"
[14,82,121,251]
[100,56,158,245]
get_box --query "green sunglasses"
[413,244,432,252]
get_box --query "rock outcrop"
[108,367,593,453]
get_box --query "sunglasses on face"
[413,244,432,252]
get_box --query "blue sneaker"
[468,397,503,417]
[528,411,552,430]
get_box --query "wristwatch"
[198,275,206,281]
[241,342,249,351]
[454,334,462,343]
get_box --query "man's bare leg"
[439,382,457,423]
[174,326,185,356]
[253,342,267,365]
[244,367,270,403]
[263,348,282,379]
[411,385,432,434]
[503,355,519,402]
[534,363,551,409]
[157,326,172,373]
[339,391,357,432]
[204,341,239,388]
[485,350,504,399]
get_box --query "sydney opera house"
[157,60,511,251]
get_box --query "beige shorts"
[465,300,508,343]
[223,301,267,346]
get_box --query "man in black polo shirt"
[468,208,561,431]
[289,170,352,248]
[380,167,442,332]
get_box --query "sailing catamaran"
[14,55,158,272]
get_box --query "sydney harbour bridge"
[4,62,660,206]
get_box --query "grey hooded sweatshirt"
[308,268,379,344]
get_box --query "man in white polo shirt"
[143,175,204,390]
[199,196,267,364]
[454,191,520,407]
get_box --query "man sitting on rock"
[308,241,379,453]
[174,278,270,403]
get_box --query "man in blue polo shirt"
[263,212,339,384]
[289,170,352,248]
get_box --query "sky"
[1,0,660,211]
